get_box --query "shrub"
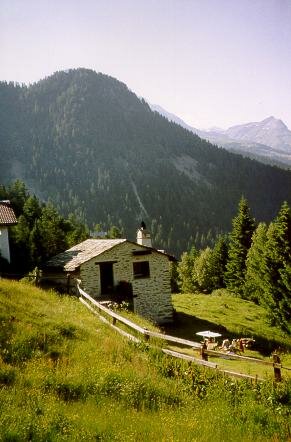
[44,378,86,402]
[0,368,16,386]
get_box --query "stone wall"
[80,241,173,323]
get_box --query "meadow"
[166,291,291,378]
[0,280,290,441]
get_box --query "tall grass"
[0,280,290,441]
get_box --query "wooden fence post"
[200,342,208,361]
[35,268,40,286]
[273,353,282,382]
[144,328,149,342]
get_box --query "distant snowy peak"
[262,116,288,130]
[148,102,291,167]
[226,116,291,151]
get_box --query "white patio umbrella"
[196,331,222,339]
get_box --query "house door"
[100,262,114,295]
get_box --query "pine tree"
[192,247,213,292]
[106,225,123,239]
[4,181,90,274]
[260,202,291,331]
[30,204,67,264]
[208,234,228,291]
[244,222,268,303]
[23,196,42,227]
[190,236,228,293]
[225,197,256,295]
[64,214,89,247]
[7,180,29,216]
[177,246,198,293]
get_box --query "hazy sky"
[1,0,291,129]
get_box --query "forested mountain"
[1,68,291,255]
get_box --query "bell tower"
[136,221,152,248]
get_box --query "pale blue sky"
[1,0,291,129]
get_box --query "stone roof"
[45,239,127,271]
[44,238,176,272]
[0,201,17,226]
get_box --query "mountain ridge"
[225,116,291,152]
[1,68,291,254]
[150,104,291,168]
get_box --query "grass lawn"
[0,280,290,441]
[165,290,291,379]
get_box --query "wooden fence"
[77,284,288,382]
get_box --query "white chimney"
[136,221,152,247]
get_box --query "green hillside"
[1,68,291,254]
[169,292,291,377]
[0,280,290,441]
[172,292,291,349]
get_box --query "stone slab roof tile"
[45,239,126,271]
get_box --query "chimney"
[136,221,152,247]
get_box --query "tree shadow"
[163,311,291,356]
[164,311,227,341]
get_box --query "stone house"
[0,200,17,263]
[41,225,175,324]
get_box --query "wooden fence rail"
[77,284,288,382]
[205,349,282,368]
[78,284,201,348]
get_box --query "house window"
[132,250,151,256]
[133,261,150,279]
